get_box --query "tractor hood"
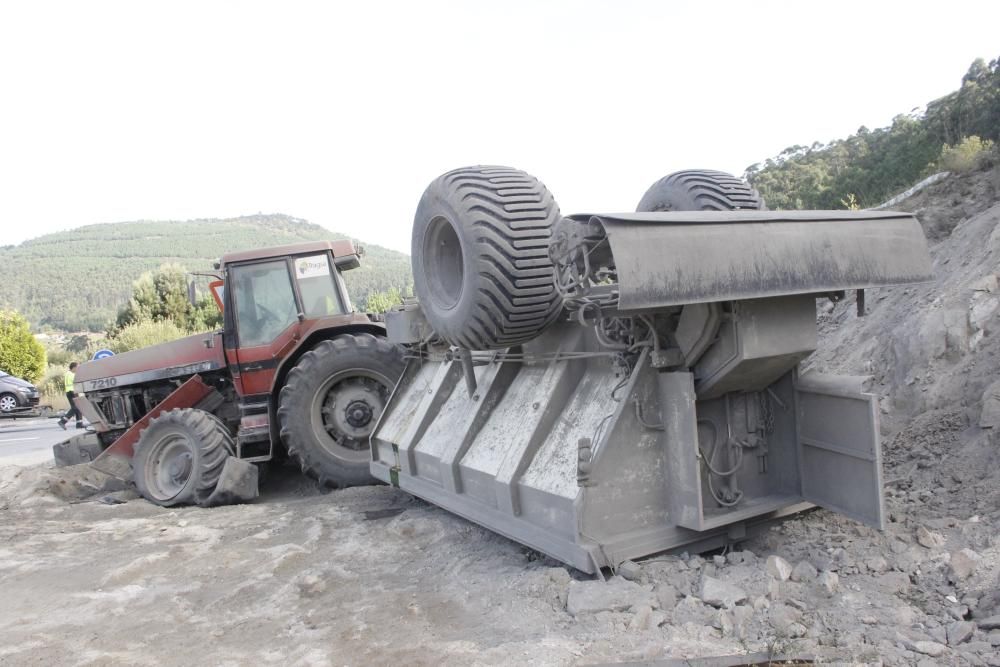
[75,331,226,394]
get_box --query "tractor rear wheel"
[277,334,405,488]
[636,169,766,212]
[133,408,234,507]
[412,165,563,350]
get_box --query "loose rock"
[948,549,981,582]
[912,640,947,657]
[566,576,655,617]
[979,616,1000,631]
[617,560,641,581]
[947,620,976,646]
[769,603,803,635]
[866,556,889,573]
[699,575,747,609]
[654,583,678,611]
[628,605,654,631]
[880,571,911,593]
[916,526,946,549]
[979,379,1000,428]
[766,555,792,581]
[818,570,839,595]
[790,560,818,582]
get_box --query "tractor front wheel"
[277,334,404,488]
[133,408,234,507]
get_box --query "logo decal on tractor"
[295,255,330,279]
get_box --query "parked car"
[0,371,41,413]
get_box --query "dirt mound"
[0,462,127,509]
[891,166,1000,241]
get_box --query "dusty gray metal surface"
[372,205,929,573]
[795,372,885,529]
[566,210,934,310]
[372,317,886,573]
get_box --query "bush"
[40,364,68,399]
[938,136,996,173]
[364,287,404,314]
[109,319,189,354]
[0,310,47,383]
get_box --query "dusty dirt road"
[1,452,998,667]
[1,466,730,666]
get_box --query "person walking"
[58,362,84,430]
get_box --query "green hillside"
[0,214,412,332]
[746,56,999,209]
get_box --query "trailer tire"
[278,334,404,488]
[636,169,766,212]
[133,408,234,507]
[412,165,562,350]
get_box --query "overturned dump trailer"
[373,166,933,574]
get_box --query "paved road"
[0,418,79,466]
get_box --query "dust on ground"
[2,167,1000,667]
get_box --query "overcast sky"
[1,1,997,254]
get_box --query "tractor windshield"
[231,260,298,347]
[293,254,344,318]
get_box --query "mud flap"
[202,457,259,507]
[795,373,885,529]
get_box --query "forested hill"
[746,56,999,209]
[0,214,412,332]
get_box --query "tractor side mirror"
[188,280,197,307]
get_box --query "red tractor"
[54,240,404,506]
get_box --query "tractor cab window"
[231,260,298,347]
[293,254,344,318]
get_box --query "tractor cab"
[213,240,359,317]
[216,240,393,465]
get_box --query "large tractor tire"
[277,334,405,488]
[412,165,563,350]
[133,408,234,507]
[636,169,766,212]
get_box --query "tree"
[746,56,1000,210]
[0,310,47,383]
[114,263,222,333]
[109,319,189,354]
[65,334,91,354]
[364,287,403,314]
